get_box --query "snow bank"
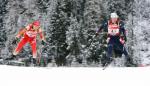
[0,65,150,86]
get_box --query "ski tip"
[138,64,150,67]
[138,64,145,67]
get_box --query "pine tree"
[83,0,103,65]
[0,0,9,59]
[0,0,8,49]
[50,0,71,66]
[131,0,150,65]
[66,16,83,66]
[102,0,133,20]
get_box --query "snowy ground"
[0,65,150,86]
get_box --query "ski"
[7,60,25,66]
[103,59,114,70]
[138,64,150,67]
[37,45,47,67]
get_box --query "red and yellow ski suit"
[13,23,45,58]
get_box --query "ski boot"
[5,54,16,60]
[30,58,37,66]
[103,57,113,67]
[125,57,137,67]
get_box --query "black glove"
[124,36,127,42]
[41,40,46,45]
[95,33,99,37]
[12,37,19,44]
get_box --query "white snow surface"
[0,65,150,86]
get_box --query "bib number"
[108,29,119,36]
[26,31,37,37]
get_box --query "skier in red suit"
[11,20,46,61]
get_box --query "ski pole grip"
[41,40,47,45]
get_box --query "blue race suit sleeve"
[119,21,127,41]
[96,21,108,34]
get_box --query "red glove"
[120,38,125,44]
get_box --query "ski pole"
[37,41,49,66]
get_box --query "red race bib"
[108,23,120,36]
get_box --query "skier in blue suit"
[96,13,136,66]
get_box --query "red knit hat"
[33,20,40,26]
